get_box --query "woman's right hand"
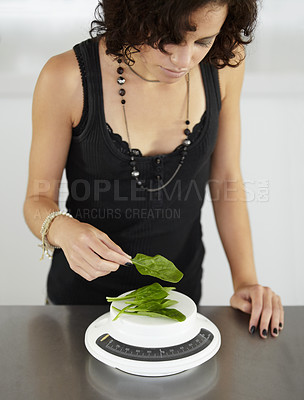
[48,216,132,281]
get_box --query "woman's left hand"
[230,284,284,338]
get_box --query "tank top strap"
[72,38,102,138]
[200,62,221,114]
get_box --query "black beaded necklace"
[117,58,192,192]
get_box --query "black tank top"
[47,37,221,305]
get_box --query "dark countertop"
[0,305,303,400]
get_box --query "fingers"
[246,286,262,335]
[72,254,120,281]
[247,285,284,339]
[89,237,132,267]
[62,225,133,281]
[95,229,132,259]
[70,242,130,280]
[269,295,280,337]
[72,264,99,281]
[258,287,273,338]
[230,292,252,315]
[279,306,284,331]
[231,285,284,339]
[271,295,284,336]
[84,246,124,277]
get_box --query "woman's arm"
[24,52,75,240]
[209,50,284,338]
[23,51,131,280]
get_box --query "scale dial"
[96,328,214,361]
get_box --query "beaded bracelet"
[39,210,73,260]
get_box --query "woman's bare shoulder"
[217,45,246,101]
[37,48,80,92]
[35,48,83,127]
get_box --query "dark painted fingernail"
[279,322,283,328]
[124,262,133,267]
[273,328,278,335]
[262,329,268,337]
[250,326,256,335]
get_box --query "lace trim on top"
[72,44,89,136]
[105,114,206,157]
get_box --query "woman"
[23,0,284,338]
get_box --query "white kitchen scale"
[85,290,221,377]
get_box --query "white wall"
[202,0,304,305]
[0,0,303,305]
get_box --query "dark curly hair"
[90,0,259,69]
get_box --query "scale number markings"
[96,329,214,361]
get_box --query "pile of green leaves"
[106,254,186,322]
[106,282,186,322]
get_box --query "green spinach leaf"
[131,253,183,283]
[125,299,178,311]
[108,283,186,322]
[106,282,171,303]
[107,253,186,322]
[121,308,186,322]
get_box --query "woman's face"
[132,3,228,83]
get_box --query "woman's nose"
[169,44,193,70]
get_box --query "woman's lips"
[160,66,188,78]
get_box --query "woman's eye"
[196,40,213,48]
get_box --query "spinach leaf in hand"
[131,253,183,283]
